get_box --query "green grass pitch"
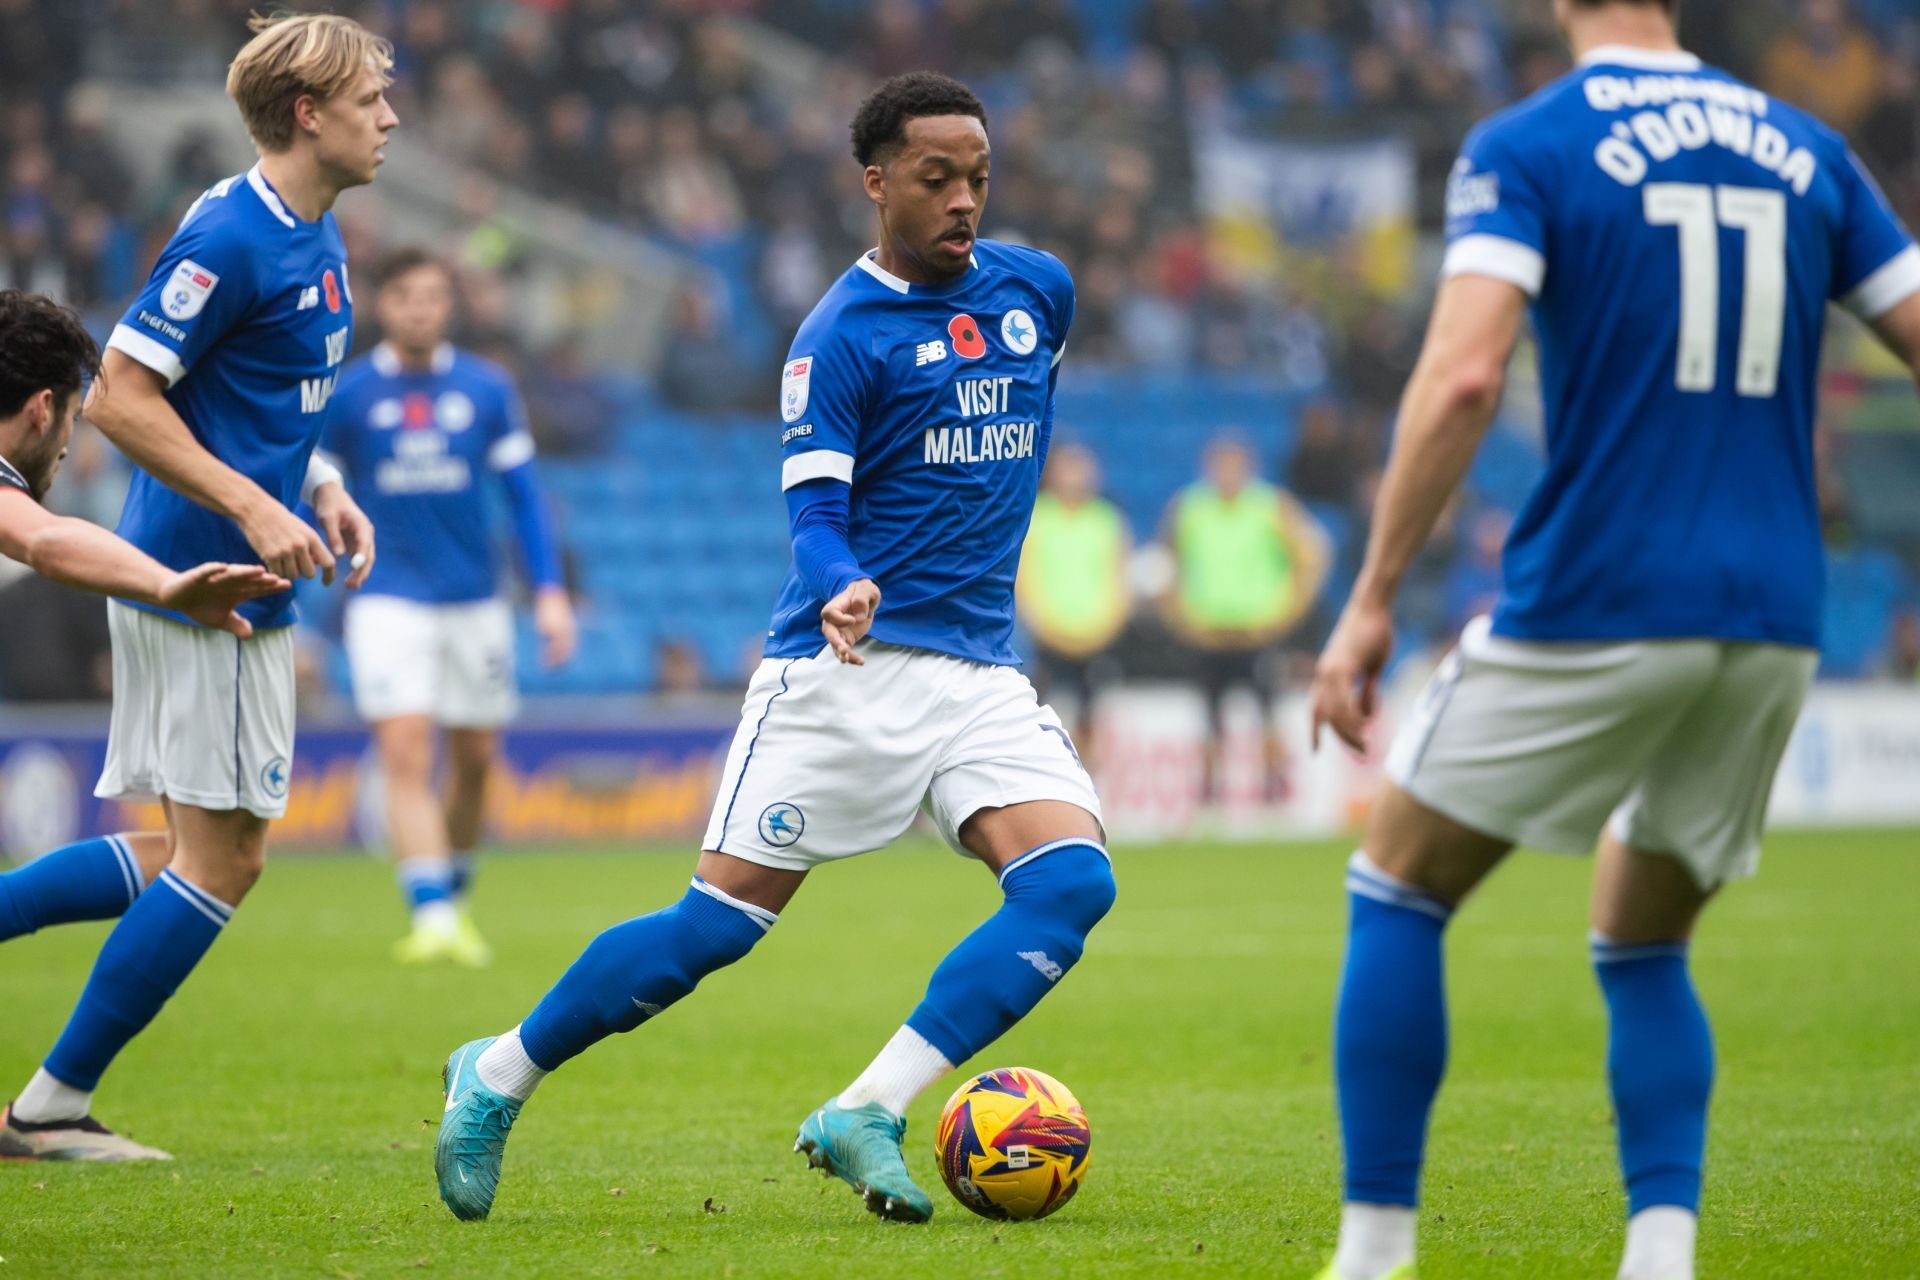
[2,830,1916,1277]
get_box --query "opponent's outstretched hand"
[1311,597,1394,755]
[159,563,292,637]
[821,578,881,665]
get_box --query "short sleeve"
[778,327,871,492]
[1441,120,1549,297]
[1833,150,1920,320]
[107,213,257,388]
[486,376,538,472]
[1045,254,1076,370]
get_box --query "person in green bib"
[1163,434,1330,803]
[1018,443,1132,761]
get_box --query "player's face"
[377,265,455,353]
[869,115,990,281]
[14,388,78,501]
[312,65,399,188]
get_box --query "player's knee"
[1004,842,1115,935]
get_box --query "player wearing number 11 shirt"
[1305,2,1920,1279]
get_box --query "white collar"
[372,341,456,377]
[0,453,24,487]
[853,248,980,296]
[1579,45,1702,73]
[246,162,299,229]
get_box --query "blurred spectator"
[525,338,617,458]
[1017,443,1132,757]
[1161,435,1330,802]
[0,568,112,702]
[1884,608,1920,681]
[657,283,761,414]
[1761,0,1885,134]
[1444,507,1512,634]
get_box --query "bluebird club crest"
[759,802,805,847]
[1000,309,1037,356]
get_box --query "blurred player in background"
[1017,442,1131,759]
[435,72,1113,1226]
[1165,434,1329,803]
[0,14,393,1162]
[0,291,289,947]
[320,248,575,968]
[1308,1,1920,1277]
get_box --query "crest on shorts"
[781,357,812,423]
[260,756,290,800]
[162,259,220,321]
[759,802,805,848]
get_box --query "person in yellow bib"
[1163,434,1330,803]
[1017,444,1131,760]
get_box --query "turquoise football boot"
[435,1037,523,1221]
[793,1098,934,1223]
[1310,1263,1417,1280]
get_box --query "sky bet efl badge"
[162,259,219,321]
[781,356,811,423]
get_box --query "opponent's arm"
[88,350,334,582]
[0,491,286,636]
[1310,274,1527,753]
[786,478,878,665]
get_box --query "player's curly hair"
[0,290,101,419]
[850,72,988,167]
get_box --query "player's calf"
[0,834,159,942]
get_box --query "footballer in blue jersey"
[435,74,1113,1228]
[320,248,576,968]
[0,15,396,1164]
[1306,4,1920,1279]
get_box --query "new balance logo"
[915,340,948,366]
[1018,950,1063,982]
[296,286,320,311]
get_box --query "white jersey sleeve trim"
[487,429,537,472]
[1842,244,1920,321]
[1050,342,1067,369]
[1442,235,1547,297]
[781,449,855,491]
[107,324,189,388]
[301,452,343,505]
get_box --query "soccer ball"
[934,1066,1091,1221]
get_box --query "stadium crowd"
[2,0,1919,699]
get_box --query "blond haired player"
[1,13,396,1162]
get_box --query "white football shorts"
[96,602,298,820]
[344,595,518,728]
[1386,616,1818,888]
[702,641,1105,870]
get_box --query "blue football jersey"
[321,343,545,604]
[766,240,1075,665]
[107,164,355,630]
[1443,45,1920,648]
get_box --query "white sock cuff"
[836,1025,956,1118]
[398,856,455,884]
[157,869,235,924]
[474,1026,548,1101]
[689,876,779,931]
[1345,851,1452,922]
[13,1067,93,1123]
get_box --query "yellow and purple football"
[935,1066,1091,1221]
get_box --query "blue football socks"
[0,835,149,942]
[516,878,775,1071]
[904,840,1115,1064]
[398,857,456,915]
[449,850,477,901]
[1593,935,1714,1215]
[1335,852,1454,1208]
[41,869,232,1091]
